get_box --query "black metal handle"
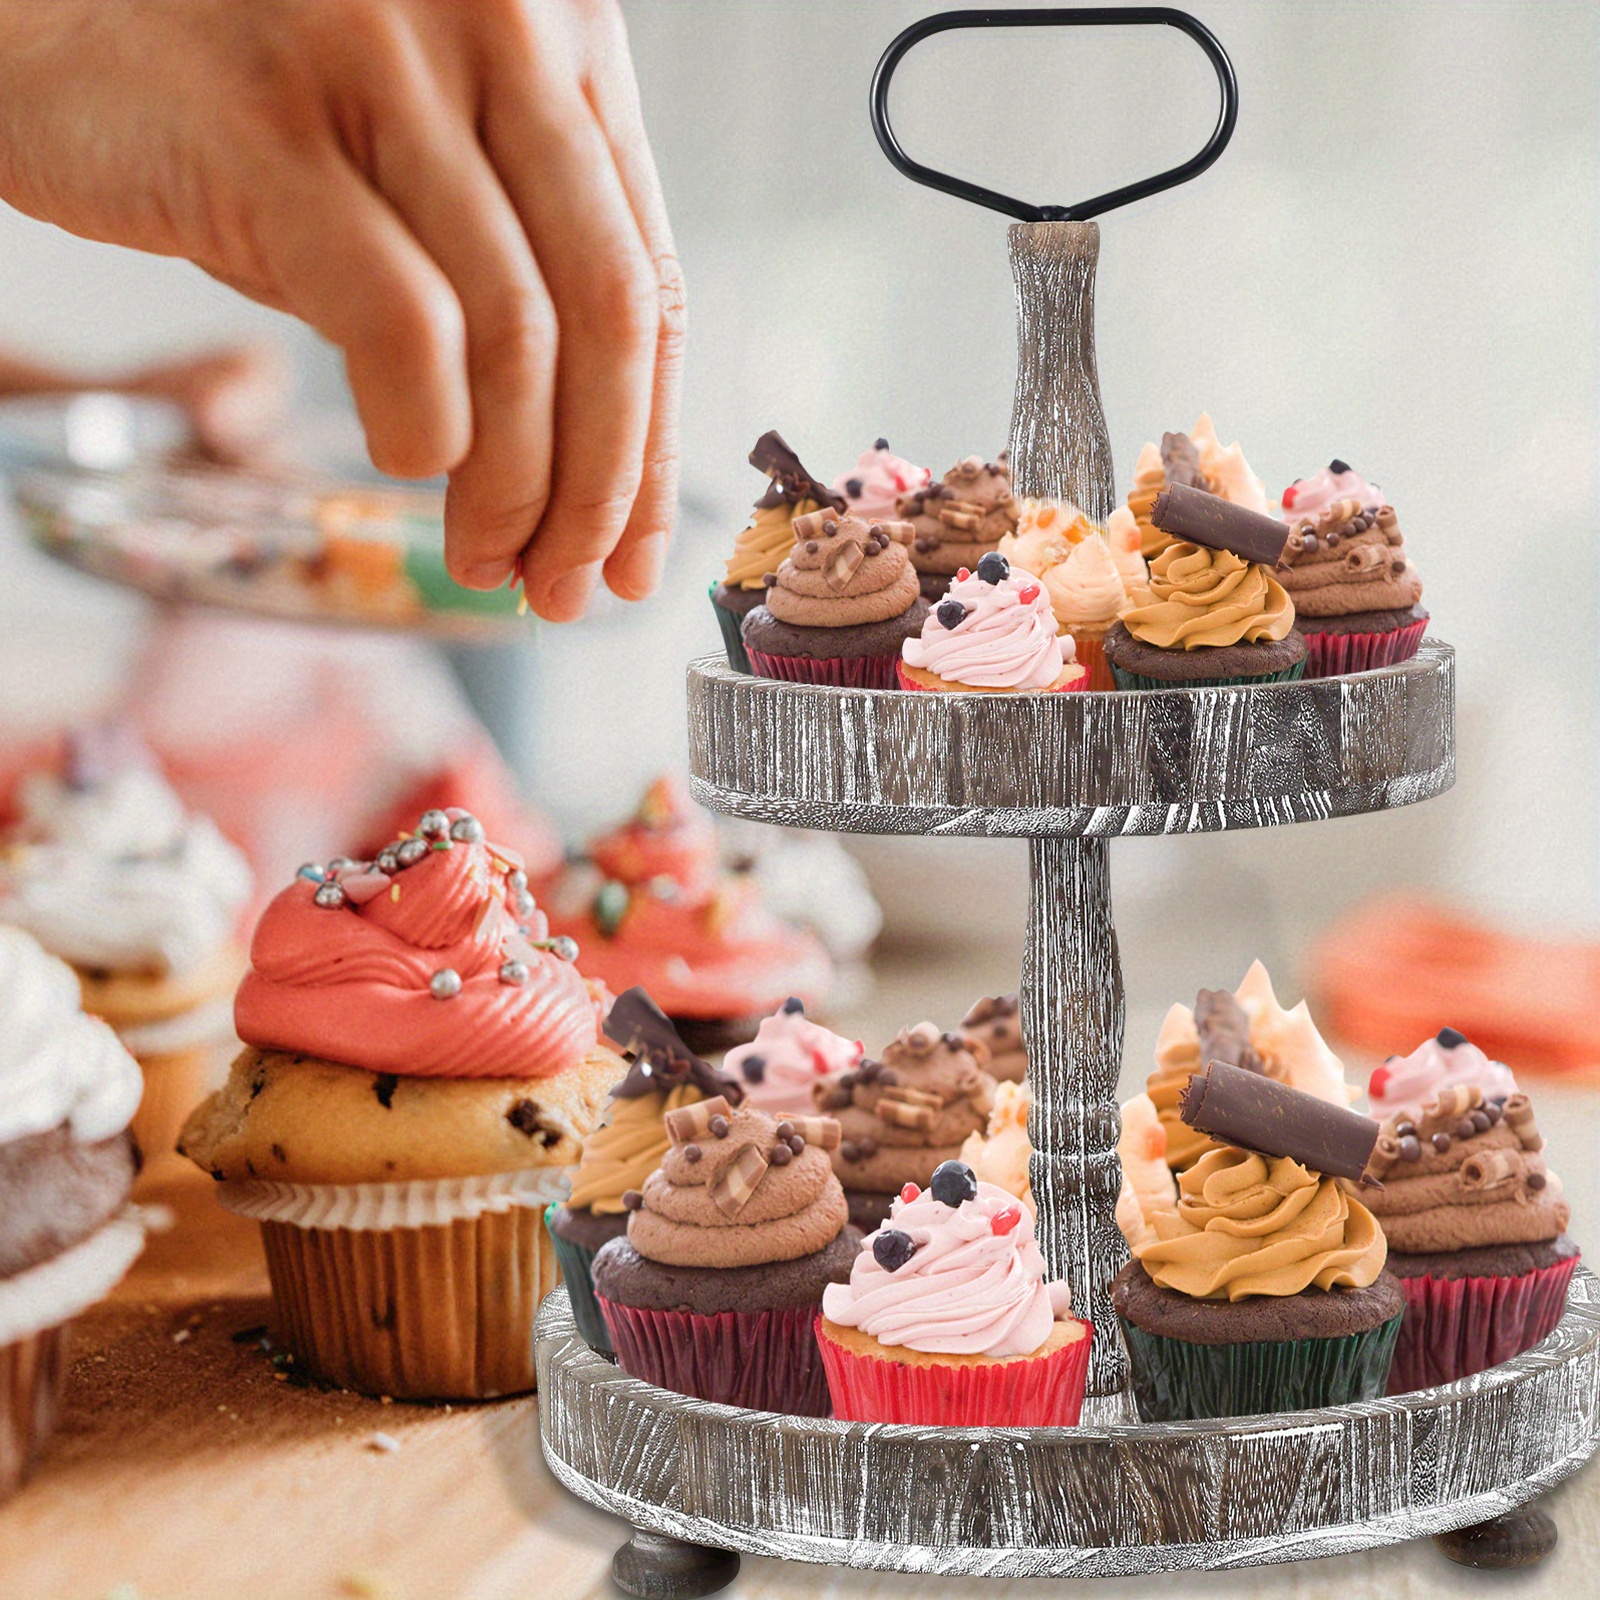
[870,7,1238,222]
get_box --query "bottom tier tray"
[536,1269,1600,1578]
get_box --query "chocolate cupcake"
[901,455,1019,603]
[816,1022,996,1229]
[1125,414,1270,561]
[957,994,1026,1084]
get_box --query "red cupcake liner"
[1072,633,1116,693]
[1386,1256,1579,1395]
[893,661,1089,694]
[598,1295,832,1416]
[745,647,900,690]
[1301,616,1427,680]
[818,1318,1092,1426]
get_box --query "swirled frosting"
[0,751,250,979]
[235,809,602,1078]
[589,776,720,901]
[568,1084,706,1214]
[1126,416,1267,558]
[1115,1092,1177,1251]
[1280,462,1384,519]
[902,457,1019,577]
[902,563,1075,689]
[958,994,1026,1083]
[1278,497,1423,619]
[821,1176,1072,1356]
[723,497,824,589]
[1121,544,1295,649]
[1044,536,1126,628]
[764,513,921,627]
[1104,508,1151,599]
[1367,1030,1518,1127]
[833,442,930,521]
[0,925,142,1146]
[724,999,863,1117]
[1135,1147,1387,1299]
[959,1078,1034,1213]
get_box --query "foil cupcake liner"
[598,1296,831,1416]
[709,584,753,675]
[1119,1311,1402,1421]
[1300,616,1428,680]
[0,1323,70,1504]
[1387,1256,1579,1395]
[745,646,902,691]
[1109,659,1308,693]
[818,1319,1092,1426]
[544,1205,613,1355]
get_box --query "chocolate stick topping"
[748,430,844,510]
[1151,482,1291,568]
[604,987,741,1104]
[1193,988,1261,1077]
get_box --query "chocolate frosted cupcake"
[591,1096,858,1415]
[816,1022,996,1229]
[1364,1081,1578,1393]
[957,994,1025,1083]
[1277,461,1427,677]
[902,455,1019,603]
[547,989,741,1353]
[742,510,929,689]
[711,432,842,674]
[1126,414,1270,561]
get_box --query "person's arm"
[0,0,685,620]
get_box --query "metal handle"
[870,7,1238,222]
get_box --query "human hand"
[0,0,684,620]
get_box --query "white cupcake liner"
[0,1210,146,1347]
[214,1166,575,1232]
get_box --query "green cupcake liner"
[1109,659,1308,693]
[1118,1310,1401,1421]
[544,1204,613,1355]
[709,584,753,675]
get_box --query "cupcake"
[1277,461,1428,677]
[816,1022,997,1230]
[1147,962,1355,1173]
[1367,1027,1518,1125]
[817,1160,1090,1426]
[711,432,843,674]
[832,439,931,521]
[741,511,929,689]
[1126,414,1270,560]
[178,807,626,1400]
[898,554,1087,693]
[723,998,863,1117]
[591,1095,858,1415]
[959,1078,1034,1212]
[1103,507,1152,603]
[1039,538,1127,690]
[1103,486,1305,690]
[1114,1091,1177,1251]
[957,993,1026,1084]
[1364,1081,1578,1393]
[0,728,252,1164]
[547,988,742,1354]
[1112,1062,1403,1421]
[901,455,1020,603]
[0,927,145,1500]
[546,777,833,1054]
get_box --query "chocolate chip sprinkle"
[845,477,863,497]
[762,572,777,587]
[1456,1118,1477,1139]
[684,1143,702,1163]
[769,1144,792,1166]
[787,1135,804,1156]
[622,1189,644,1211]
[1398,1135,1422,1161]
[709,1114,730,1139]
[1432,1132,1453,1153]
[1528,1171,1548,1191]
[775,1121,795,1141]
[373,1073,399,1110]
[804,540,818,554]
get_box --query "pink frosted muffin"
[818,1159,1090,1425]
[1366,1027,1518,1125]
[833,439,930,521]
[723,998,863,1117]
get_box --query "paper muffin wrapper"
[893,661,1088,695]
[0,1323,70,1504]
[1386,1256,1579,1395]
[598,1296,832,1416]
[745,647,901,691]
[1300,616,1428,680]
[1110,660,1309,693]
[818,1319,1092,1426]
[215,1168,572,1231]
[1071,633,1116,693]
[258,1200,558,1400]
[709,584,754,675]
[129,1042,219,1167]
[543,1206,613,1355]
[1119,1311,1402,1422]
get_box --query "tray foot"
[1433,1504,1558,1569]
[611,1528,740,1597]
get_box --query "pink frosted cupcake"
[817,1159,1090,1425]
[897,553,1087,694]
[1366,1027,1517,1124]
[723,998,863,1117]
[833,439,931,522]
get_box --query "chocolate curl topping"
[1366,1133,1402,1182]
[1160,431,1204,489]
[1460,1149,1525,1192]
[1193,988,1261,1078]
[1151,482,1291,569]
[748,430,843,510]
[710,1142,770,1219]
[786,1114,842,1151]
[663,1094,734,1145]
[604,988,741,1105]
[1501,1094,1542,1151]
[1179,1060,1384,1185]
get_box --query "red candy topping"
[1368,1065,1391,1098]
[1018,583,1041,606]
[1281,484,1299,510]
[991,1205,1022,1237]
[900,1182,920,1203]
[957,567,970,581]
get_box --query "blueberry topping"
[930,1160,978,1208]
[1436,1026,1468,1049]
[1329,458,1351,475]
[872,1229,917,1273]
[782,996,805,1014]
[740,1053,767,1084]
[845,477,863,497]
[936,599,967,630]
[976,551,1010,585]
[874,436,890,450]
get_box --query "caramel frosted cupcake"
[957,993,1025,1083]
[1126,414,1269,560]
[816,1022,996,1229]
[901,455,1019,603]
[741,510,929,689]
[1277,461,1428,677]
[591,1096,858,1415]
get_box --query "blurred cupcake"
[1365,1082,1578,1393]
[547,989,741,1354]
[958,1078,1034,1212]
[546,777,833,1054]
[1277,461,1427,677]
[832,438,930,521]
[0,927,144,1501]
[817,1022,996,1229]
[1114,1092,1177,1251]
[1113,1062,1402,1421]
[1125,414,1269,560]
[179,807,626,1400]
[711,432,842,674]
[957,993,1025,1083]
[898,554,1086,693]
[592,1096,858,1415]
[0,727,251,1165]
[1103,508,1152,603]
[901,455,1019,603]
[724,998,863,1117]
[742,511,929,689]
[1366,1027,1518,1124]
[817,1160,1090,1425]
[1040,537,1126,690]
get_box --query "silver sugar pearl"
[429,968,463,1000]
[397,838,429,867]
[327,856,357,876]
[313,882,347,909]
[545,935,580,963]
[515,890,537,920]
[418,809,450,839]
[375,850,400,875]
[449,814,485,843]
[499,959,530,986]
[508,868,529,893]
